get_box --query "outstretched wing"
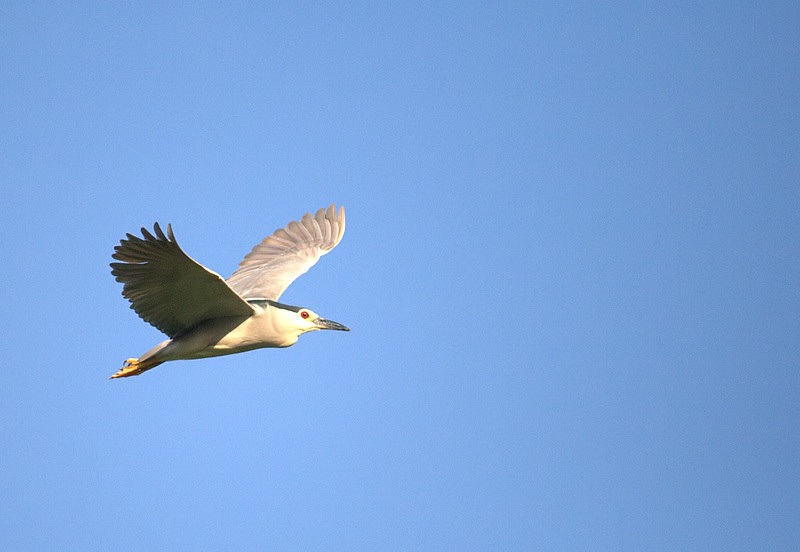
[111,223,254,338]
[226,205,346,301]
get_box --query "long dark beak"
[315,317,350,331]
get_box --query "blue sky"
[1,2,799,550]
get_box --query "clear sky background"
[1,2,799,551]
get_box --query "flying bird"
[110,205,349,378]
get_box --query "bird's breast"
[211,309,298,351]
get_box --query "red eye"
[300,311,309,319]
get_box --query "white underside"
[138,305,307,364]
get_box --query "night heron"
[110,204,349,378]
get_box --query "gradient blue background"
[2,2,799,550]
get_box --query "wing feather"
[110,223,254,338]
[226,205,345,300]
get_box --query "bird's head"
[264,301,349,345]
[294,307,350,334]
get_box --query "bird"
[109,204,349,378]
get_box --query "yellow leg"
[110,358,145,379]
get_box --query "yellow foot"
[111,358,144,379]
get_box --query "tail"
[110,357,164,379]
